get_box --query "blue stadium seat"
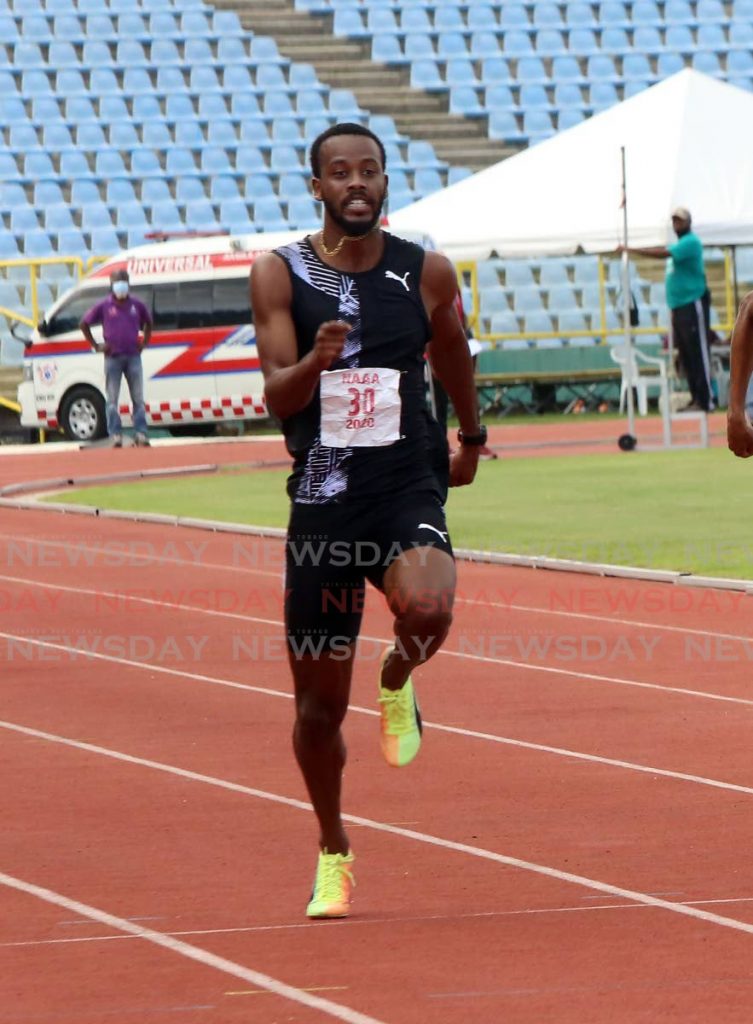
[482,57,513,82]
[77,122,107,149]
[499,5,530,28]
[11,207,42,234]
[449,86,484,115]
[516,57,548,82]
[23,233,55,258]
[663,0,694,21]
[535,29,567,54]
[435,7,465,31]
[272,119,303,144]
[598,1,629,23]
[249,37,282,62]
[201,148,234,174]
[244,173,276,199]
[489,311,521,335]
[49,40,79,67]
[116,203,149,231]
[141,179,172,204]
[80,203,114,231]
[501,30,534,54]
[42,123,74,150]
[523,109,554,139]
[729,22,753,48]
[239,117,273,146]
[10,123,41,149]
[562,2,596,26]
[123,68,154,94]
[414,167,444,196]
[166,148,198,175]
[696,0,726,21]
[601,27,630,52]
[467,6,498,30]
[252,195,289,230]
[470,32,501,57]
[264,92,295,116]
[55,230,88,256]
[20,70,53,96]
[14,43,47,70]
[237,147,269,173]
[505,261,535,287]
[151,39,182,65]
[657,52,686,76]
[35,181,65,207]
[372,33,404,63]
[524,311,555,335]
[447,166,473,185]
[485,83,517,109]
[210,175,241,201]
[405,34,436,60]
[156,67,187,94]
[149,200,184,230]
[88,228,121,254]
[551,55,585,81]
[106,180,137,206]
[411,59,443,89]
[696,23,726,49]
[566,29,599,55]
[185,38,215,65]
[168,182,204,211]
[1,96,26,123]
[231,93,263,118]
[558,108,585,130]
[367,7,399,32]
[328,88,364,115]
[587,55,620,81]
[165,95,195,121]
[623,53,654,80]
[632,26,663,52]
[402,7,432,32]
[590,81,619,110]
[82,42,113,68]
[445,58,478,85]
[691,51,722,74]
[728,51,753,75]
[554,82,585,108]
[207,121,239,147]
[270,145,304,172]
[219,199,255,232]
[664,25,693,50]
[183,199,217,230]
[532,2,563,26]
[631,0,662,23]
[488,109,524,141]
[100,95,130,121]
[287,195,320,227]
[142,122,172,148]
[520,83,550,109]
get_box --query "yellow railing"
[457,251,739,348]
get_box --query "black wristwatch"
[457,425,487,446]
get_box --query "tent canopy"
[389,70,753,260]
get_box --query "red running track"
[1,453,753,1021]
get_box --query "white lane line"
[4,719,753,943]
[465,598,753,644]
[0,870,385,1024]
[1,534,751,643]
[6,896,753,950]
[3,621,753,716]
[4,632,753,802]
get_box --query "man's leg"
[104,355,124,438]
[673,303,714,411]
[123,355,148,437]
[290,649,355,856]
[381,545,456,690]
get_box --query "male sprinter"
[251,123,485,918]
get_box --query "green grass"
[50,447,753,578]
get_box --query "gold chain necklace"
[317,224,378,258]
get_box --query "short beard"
[322,188,386,239]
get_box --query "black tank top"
[274,233,442,505]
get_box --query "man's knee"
[295,692,348,743]
[395,594,454,648]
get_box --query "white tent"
[389,70,753,260]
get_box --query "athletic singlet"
[275,233,442,505]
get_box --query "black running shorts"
[284,491,453,654]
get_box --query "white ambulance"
[18,229,303,441]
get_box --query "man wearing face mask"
[80,269,153,447]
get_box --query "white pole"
[620,146,636,439]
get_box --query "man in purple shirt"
[80,269,153,447]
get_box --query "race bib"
[319,367,402,448]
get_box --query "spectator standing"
[621,207,713,412]
[80,269,152,446]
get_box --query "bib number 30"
[320,367,402,448]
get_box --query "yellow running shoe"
[306,849,355,919]
[378,646,422,767]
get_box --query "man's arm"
[421,251,481,486]
[79,307,102,352]
[727,292,753,457]
[618,245,671,259]
[140,307,152,350]
[250,252,350,422]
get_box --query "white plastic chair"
[610,344,668,416]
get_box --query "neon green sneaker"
[378,646,422,767]
[306,849,355,919]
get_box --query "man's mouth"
[343,198,371,214]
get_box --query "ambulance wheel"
[60,386,107,442]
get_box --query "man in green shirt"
[622,207,713,412]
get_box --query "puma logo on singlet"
[417,523,448,542]
[385,269,411,291]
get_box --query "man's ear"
[312,178,322,202]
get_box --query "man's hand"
[449,445,480,487]
[312,320,351,371]
[727,411,753,458]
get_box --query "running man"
[251,123,486,918]
[727,291,753,457]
